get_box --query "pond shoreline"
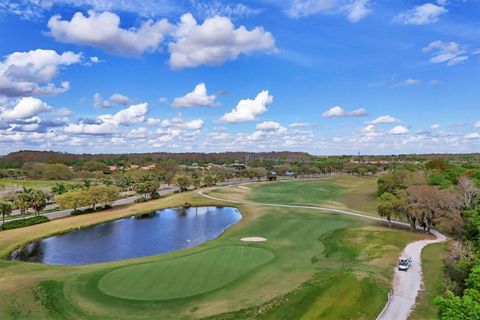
[9,206,242,266]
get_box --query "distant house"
[285,170,295,177]
[141,164,156,171]
[230,163,247,171]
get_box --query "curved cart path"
[376,229,447,320]
[198,189,447,320]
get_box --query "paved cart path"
[376,229,446,320]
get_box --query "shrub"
[70,205,113,216]
[1,216,49,230]
[135,197,148,203]
[150,191,161,199]
[428,173,451,188]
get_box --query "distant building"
[285,170,295,177]
[230,163,247,171]
[141,164,156,171]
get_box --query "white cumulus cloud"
[98,103,148,126]
[389,125,409,135]
[256,121,287,132]
[64,121,116,135]
[369,115,398,124]
[48,11,172,56]
[65,103,148,135]
[168,13,276,69]
[0,49,81,97]
[172,83,218,107]
[393,3,447,25]
[94,93,131,108]
[220,90,273,123]
[322,106,368,118]
[109,93,130,105]
[0,97,52,120]
[465,132,480,140]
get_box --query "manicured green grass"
[99,246,274,301]
[208,270,386,320]
[0,179,76,189]
[410,243,446,320]
[248,179,344,205]
[211,176,378,215]
[0,177,427,319]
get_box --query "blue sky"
[0,0,478,155]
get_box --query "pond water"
[9,206,241,265]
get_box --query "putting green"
[98,246,274,301]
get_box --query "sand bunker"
[241,237,267,242]
[237,186,250,190]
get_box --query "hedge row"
[70,204,112,216]
[1,216,49,230]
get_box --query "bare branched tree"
[458,176,479,209]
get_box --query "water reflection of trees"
[134,212,156,219]
[10,241,44,262]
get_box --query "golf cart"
[398,257,410,272]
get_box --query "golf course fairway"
[0,177,430,319]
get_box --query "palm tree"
[21,186,33,194]
[156,171,166,183]
[102,178,113,186]
[82,179,92,189]
[31,190,47,216]
[51,183,67,195]
[123,175,134,191]
[15,187,33,215]
[0,202,13,226]
[141,174,153,183]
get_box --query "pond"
[9,206,242,265]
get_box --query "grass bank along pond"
[9,206,242,265]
